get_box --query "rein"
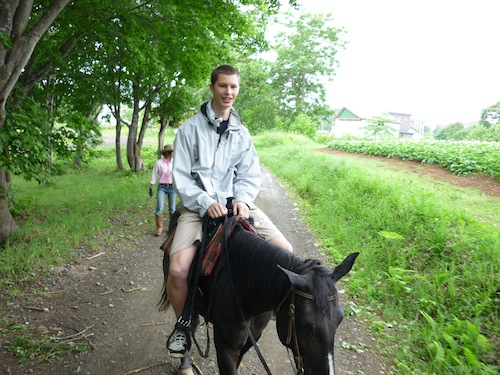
[223,215,274,375]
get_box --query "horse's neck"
[231,237,300,312]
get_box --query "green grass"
[254,132,499,375]
[1,147,161,292]
[2,319,94,364]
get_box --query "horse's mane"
[223,224,337,313]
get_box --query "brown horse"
[160,218,359,374]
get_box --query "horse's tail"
[157,251,171,311]
[157,281,171,311]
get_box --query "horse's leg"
[213,324,248,375]
[237,312,272,367]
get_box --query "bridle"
[275,274,337,374]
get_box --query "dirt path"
[0,167,388,375]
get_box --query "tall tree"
[237,58,278,133]
[271,12,345,121]
[480,101,500,128]
[0,0,70,244]
[363,113,399,139]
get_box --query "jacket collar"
[201,100,241,131]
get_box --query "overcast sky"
[293,0,499,126]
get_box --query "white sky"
[292,0,500,126]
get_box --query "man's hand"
[233,201,250,219]
[149,188,153,197]
[207,202,228,218]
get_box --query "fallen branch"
[22,305,49,312]
[54,326,94,341]
[192,361,203,375]
[122,361,170,374]
[87,252,106,260]
[124,286,147,293]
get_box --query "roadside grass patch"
[1,148,153,293]
[255,133,499,375]
[2,321,94,364]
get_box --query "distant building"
[327,107,366,138]
[389,112,412,134]
[328,107,422,139]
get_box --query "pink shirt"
[150,158,173,185]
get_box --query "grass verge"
[254,132,499,375]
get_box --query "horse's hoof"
[178,368,194,375]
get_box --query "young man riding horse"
[166,64,293,358]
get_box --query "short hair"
[211,65,240,85]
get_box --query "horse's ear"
[332,252,359,282]
[277,265,308,290]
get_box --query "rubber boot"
[155,214,164,236]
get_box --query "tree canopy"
[236,12,345,133]
[0,0,297,243]
[480,101,500,128]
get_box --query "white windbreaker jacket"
[172,100,261,217]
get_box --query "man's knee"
[169,245,197,280]
[270,236,293,253]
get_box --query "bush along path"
[0,167,388,375]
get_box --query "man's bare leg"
[166,244,197,358]
[167,244,197,317]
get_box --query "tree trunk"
[115,118,124,171]
[158,116,171,158]
[0,170,18,245]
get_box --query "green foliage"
[465,123,500,141]
[270,12,343,120]
[289,113,317,138]
[434,121,500,141]
[2,0,287,179]
[255,132,499,374]
[326,139,500,178]
[434,122,467,140]
[480,101,500,128]
[237,58,279,133]
[0,95,103,184]
[364,113,399,139]
[4,323,93,364]
[420,313,497,374]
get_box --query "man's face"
[210,73,240,113]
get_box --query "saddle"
[160,212,259,276]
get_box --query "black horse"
[159,218,359,375]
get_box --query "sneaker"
[167,328,190,358]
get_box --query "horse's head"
[275,252,359,375]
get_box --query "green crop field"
[326,139,500,179]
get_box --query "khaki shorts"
[170,205,284,255]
